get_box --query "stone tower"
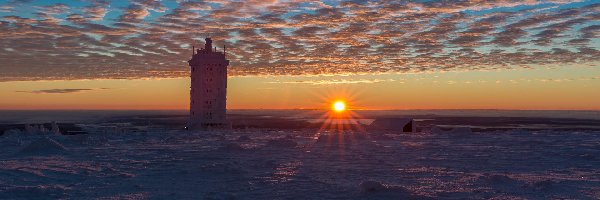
[187,38,230,130]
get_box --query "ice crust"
[1,128,599,199]
[431,126,473,135]
[265,138,297,148]
[18,137,68,155]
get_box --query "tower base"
[185,121,231,131]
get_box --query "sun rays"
[311,86,368,134]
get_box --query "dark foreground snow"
[1,129,599,199]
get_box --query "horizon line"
[1,108,599,112]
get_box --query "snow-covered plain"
[1,127,599,199]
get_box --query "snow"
[431,126,473,135]
[18,137,67,156]
[0,128,599,199]
[265,138,297,148]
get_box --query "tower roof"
[205,38,212,52]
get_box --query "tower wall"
[188,38,229,129]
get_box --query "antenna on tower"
[192,45,195,56]
[224,45,226,57]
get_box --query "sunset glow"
[0,0,599,110]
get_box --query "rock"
[359,181,387,192]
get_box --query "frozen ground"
[1,128,599,199]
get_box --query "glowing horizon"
[1,64,599,110]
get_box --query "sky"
[0,0,599,110]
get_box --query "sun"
[332,101,346,112]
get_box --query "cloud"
[16,88,93,94]
[119,5,150,21]
[15,88,110,94]
[0,5,13,12]
[66,14,86,23]
[83,0,110,21]
[0,0,598,81]
[267,78,397,85]
[35,3,70,15]
[119,0,166,22]
[132,0,166,12]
